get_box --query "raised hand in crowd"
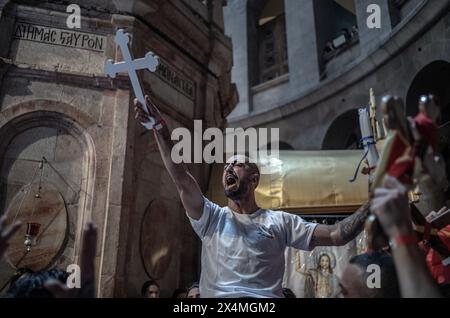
[0,215,21,261]
[371,176,442,298]
[45,222,98,298]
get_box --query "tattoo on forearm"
[337,202,370,244]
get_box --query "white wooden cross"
[105,29,159,129]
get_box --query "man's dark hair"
[5,268,68,298]
[187,282,199,294]
[241,156,260,184]
[229,156,260,175]
[171,288,187,298]
[349,251,400,298]
[282,287,296,298]
[247,161,260,180]
[141,279,159,297]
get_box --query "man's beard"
[224,182,248,201]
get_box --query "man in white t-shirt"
[134,95,370,298]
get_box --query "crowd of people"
[0,176,447,298]
[141,280,200,299]
[0,92,448,298]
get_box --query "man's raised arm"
[134,95,204,220]
[309,202,371,248]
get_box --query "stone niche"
[0,109,94,294]
[0,0,236,297]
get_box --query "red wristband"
[389,233,418,249]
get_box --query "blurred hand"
[45,222,98,298]
[134,94,162,126]
[426,206,448,222]
[0,215,21,260]
[370,176,413,238]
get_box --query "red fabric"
[415,112,438,152]
[426,226,450,285]
[392,234,418,247]
[386,134,414,185]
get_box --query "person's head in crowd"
[418,94,441,124]
[172,288,187,298]
[341,28,351,39]
[5,268,68,298]
[187,282,200,298]
[324,41,335,53]
[282,287,296,298]
[223,155,260,201]
[339,251,400,298]
[142,279,160,298]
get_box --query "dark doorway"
[406,60,450,200]
[247,0,288,86]
[406,60,450,124]
[322,109,361,150]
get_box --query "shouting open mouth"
[225,172,238,190]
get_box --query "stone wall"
[0,0,236,297]
[225,0,450,151]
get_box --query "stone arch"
[0,101,96,276]
[322,109,361,150]
[259,141,294,151]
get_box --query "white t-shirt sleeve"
[187,196,222,239]
[282,213,318,251]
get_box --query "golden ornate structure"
[208,150,369,214]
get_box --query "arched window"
[316,0,358,67]
[248,0,288,85]
[322,109,362,150]
[406,60,450,123]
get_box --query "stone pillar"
[355,0,394,54]
[0,58,9,109]
[312,0,338,73]
[223,0,251,119]
[284,0,321,92]
[0,3,14,59]
[210,0,225,31]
